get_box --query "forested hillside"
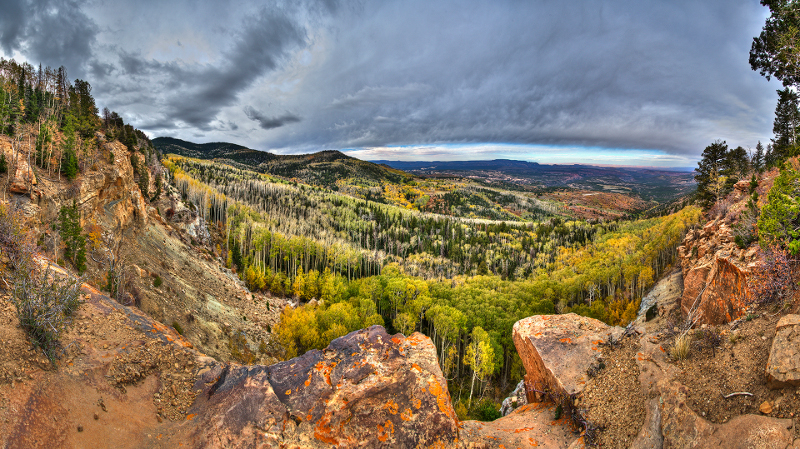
[0,58,158,190]
[163,152,702,401]
[156,138,658,222]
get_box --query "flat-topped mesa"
[181,325,459,448]
[512,313,624,404]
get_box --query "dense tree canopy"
[751,1,800,87]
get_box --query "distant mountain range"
[373,159,694,173]
[152,137,410,187]
[373,159,696,203]
[153,137,696,204]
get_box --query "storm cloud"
[0,0,780,165]
[244,106,301,130]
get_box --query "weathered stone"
[766,314,800,389]
[660,382,792,449]
[181,326,458,448]
[678,216,756,325]
[512,314,623,403]
[499,379,527,416]
[634,267,682,326]
[0,136,37,194]
[680,256,748,325]
[629,398,662,449]
[733,179,750,199]
[460,402,580,449]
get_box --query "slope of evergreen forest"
[153,136,410,190]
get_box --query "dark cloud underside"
[0,0,778,163]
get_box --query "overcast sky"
[0,0,779,167]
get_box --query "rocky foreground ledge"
[173,325,459,448]
[0,280,580,448]
[5,256,798,447]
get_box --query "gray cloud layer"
[0,0,779,162]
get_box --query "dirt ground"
[580,335,647,448]
[671,307,800,440]
[579,294,800,447]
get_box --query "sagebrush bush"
[2,202,84,364]
[11,264,83,363]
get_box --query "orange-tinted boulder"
[680,256,748,325]
[512,314,623,403]
[181,326,458,448]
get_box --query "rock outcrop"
[0,136,37,194]
[512,313,623,403]
[460,402,580,449]
[179,325,459,448]
[677,219,758,325]
[499,379,527,416]
[659,382,793,449]
[766,314,800,389]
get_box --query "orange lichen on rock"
[428,379,456,419]
[314,413,338,445]
[384,399,399,414]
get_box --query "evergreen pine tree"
[694,140,730,209]
[151,171,162,201]
[59,201,87,273]
[772,87,800,161]
[753,141,765,173]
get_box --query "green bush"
[153,275,163,288]
[171,320,184,335]
[470,398,501,422]
[758,164,800,253]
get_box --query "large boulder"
[680,256,748,325]
[766,314,800,389]
[460,402,580,448]
[179,326,459,448]
[512,314,623,403]
[677,219,756,325]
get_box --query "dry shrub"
[670,333,691,361]
[747,246,795,305]
[709,196,733,220]
[12,265,83,363]
[1,202,84,363]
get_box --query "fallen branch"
[723,391,753,399]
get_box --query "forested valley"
[0,55,705,418]
[164,154,702,414]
